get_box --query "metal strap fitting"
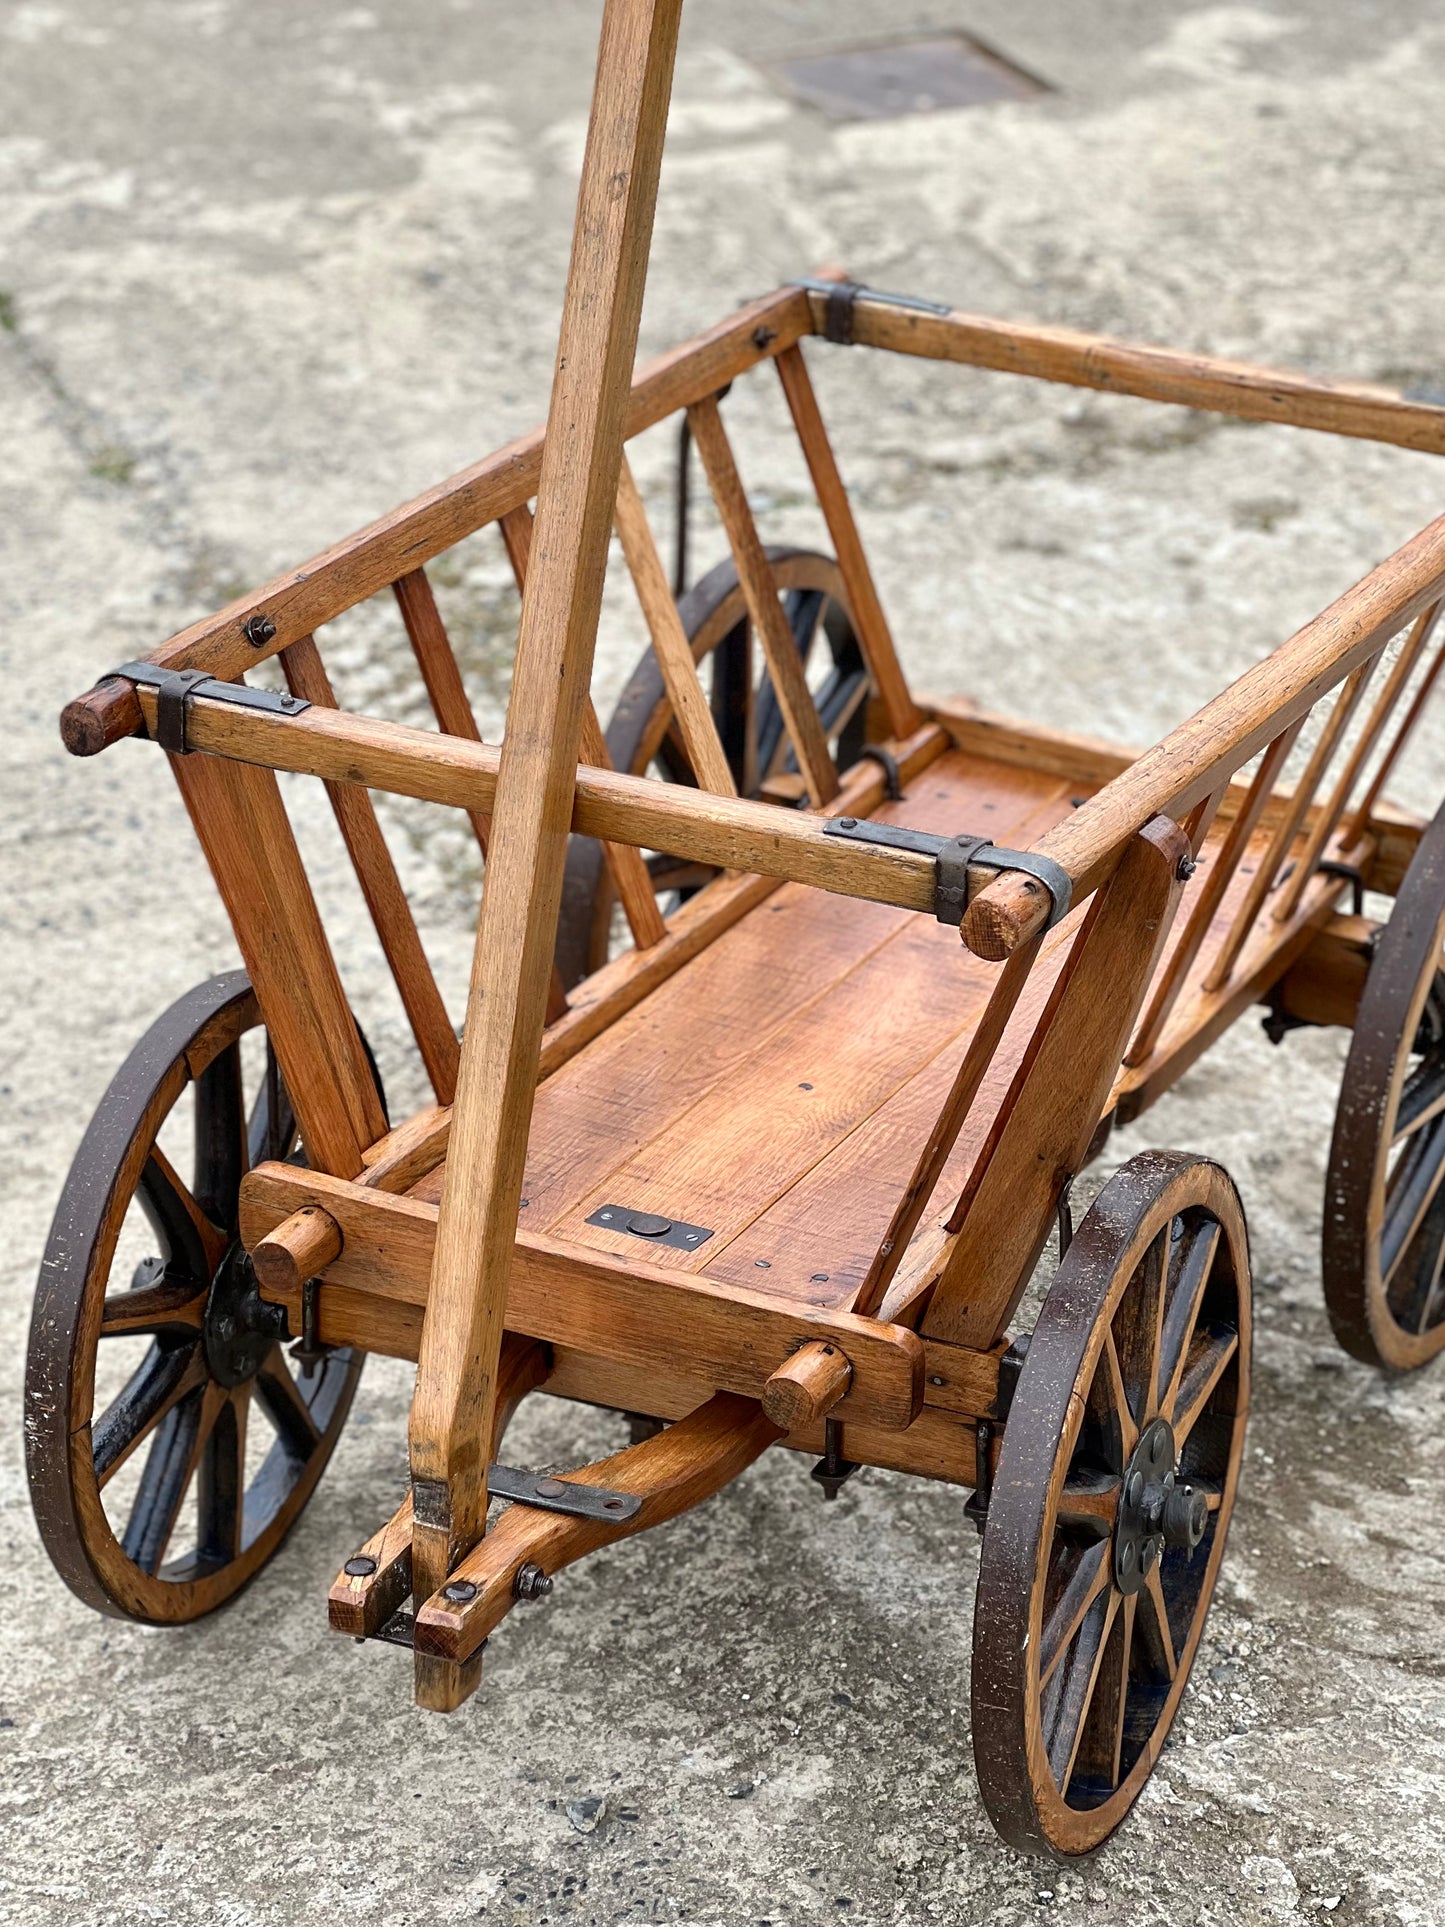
[856,743,903,801]
[822,815,1073,930]
[114,659,310,755]
[789,277,954,346]
[489,1463,642,1523]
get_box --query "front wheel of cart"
[25,973,376,1624]
[971,1150,1251,1857]
[1324,797,1445,1370]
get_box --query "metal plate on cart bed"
[585,1204,714,1251]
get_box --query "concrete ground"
[3,1,1445,1921]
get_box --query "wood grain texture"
[773,342,919,739]
[686,392,839,806]
[409,0,688,1637]
[760,1340,852,1430]
[825,290,1445,453]
[613,455,737,796]
[168,751,384,1177]
[280,635,460,1102]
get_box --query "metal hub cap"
[202,1243,287,1389]
[1112,1417,1206,1594]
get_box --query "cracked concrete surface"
[3,2,1445,1922]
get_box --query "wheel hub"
[202,1242,288,1389]
[1112,1417,1207,1594]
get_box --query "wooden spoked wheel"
[26,973,365,1624]
[555,547,872,986]
[1324,800,1445,1370]
[972,1150,1251,1857]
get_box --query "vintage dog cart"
[26,0,1445,1858]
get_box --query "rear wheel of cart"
[554,547,874,987]
[972,1150,1251,1857]
[25,973,375,1624]
[1324,798,1445,1370]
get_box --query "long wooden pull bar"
[500,502,666,950]
[774,342,920,740]
[686,392,840,807]
[408,0,686,1707]
[613,455,738,796]
[281,636,461,1104]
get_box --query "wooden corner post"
[406,0,686,1708]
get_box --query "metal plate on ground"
[765,35,1048,121]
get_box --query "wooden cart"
[27,0,1445,1858]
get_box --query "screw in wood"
[242,614,277,647]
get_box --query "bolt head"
[344,1555,377,1578]
[534,1477,567,1499]
[243,614,277,647]
[837,817,857,830]
[1176,853,1198,882]
[443,1580,478,1604]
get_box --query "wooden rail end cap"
[61,676,145,757]
[961,871,1052,961]
[761,1340,853,1431]
[252,1205,343,1297]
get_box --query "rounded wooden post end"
[251,1205,343,1297]
[961,873,1052,962]
[60,678,145,757]
[761,1340,852,1431]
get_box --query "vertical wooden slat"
[407,0,685,1704]
[773,342,920,740]
[500,503,666,950]
[921,819,1190,1349]
[280,636,460,1105]
[392,568,493,858]
[394,564,570,1026]
[1346,604,1445,841]
[686,392,840,807]
[851,933,1042,1318]
[613,454,737,796]
[1125,728,1302,1065]
[1203,654,1382,991]
[170,752,386,1176]
[1274,601,1443,919]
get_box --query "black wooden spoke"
[1168,1323,1239,1441]
[1381,1116,1445,1285]
[1045,1591,1118,1791]
[100,1275,209,1340]
[120,1386,211,1575]
[1057,1468,1122,1535]
[1383,1181,1445,1331]
[195,1389,249,1567]
[1112,1225,1169,1423]
[1040,1541,1110,1685]
[253,1347,322,1463]
[1394,1059,1445,1142]
[136,1147,215,1285]
[1070,1593,1134,1795]
[1157,1218,1220,1413]
[92,1341,206,1486]
[1135,1567,1178,1683]
[193,1039,247,1235]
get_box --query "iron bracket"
[113,659,310,755]
[822,815,1073,930]
[789,276,953,347]
[489,1463,642,1523]
[585,1204,714,1251]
